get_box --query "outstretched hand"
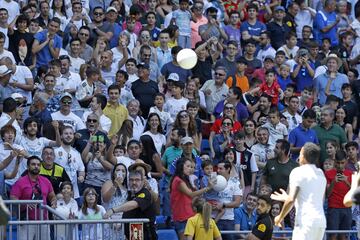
[270,188,288,202]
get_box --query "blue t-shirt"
[288,124,319,160]
[313,10,338,45]
[240,20,267,38]
[234,204,257,230]
[173,10,191,36]
[34,30,62,67]
[293,63,315,92]
[276,74,293,91]
[109,23,122,48]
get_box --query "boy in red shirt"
[249,69,283,105]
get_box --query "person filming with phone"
[324,149,352,240]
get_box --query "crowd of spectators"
[0,0,360,239]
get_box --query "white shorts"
[292,225,325,240]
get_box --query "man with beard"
[247,195,273,240]
[19,117,61,157]
[261,139,298,193]
[54,126,85,201]
[10,156,56,239]
[74,113,110,154]
[104,170,158,240]
[57,55,82,95]
[252,94,272,125]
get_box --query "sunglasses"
[62,101,72,105]
[215,72,225,76]
[222,122,232,126]
[79,32,89,36]
[224,106,234,110]
[94,12,104,16]
[87,119,98,123]
[179,114,189,119]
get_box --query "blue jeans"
[217,219,235,240]
[160,176,171,217]
[178,35,191,48]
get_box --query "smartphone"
[98,135,104,143]
[91,135,98,142]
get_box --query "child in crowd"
[249,69,284,106]
[258,183,272,196]
[278,32,299,59]
[149,93,173,133]
[262,108,288,146]
[274,50,287,75]
[241,77,262,114]
[345,141,359,172]
[278,83,296,112]
[164,81,189,120]
[200,160,225,222]
[323,159,335,171]
[277,64,293,91]
[298,86,313,115]
[172,0,194,48]
[113,145,126,157]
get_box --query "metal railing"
[1,200,150,240]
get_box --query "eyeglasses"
[141,35,150,39]
[179,114,189,119]
[142,53,151,57]
[224,106,234,110]
[94,12,104,16]
[215,72,225,76]
[87,119,98,123]
[79,32,89,36]
[194,7,203,10]
[222,122,232,126]
[61,101,72,105]
[86,192,96,196]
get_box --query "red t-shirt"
[260,81,281,105]
[325,169,352,208]
[170,176,195,221]
[210,119,242,134]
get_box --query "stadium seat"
[156,229,178,240]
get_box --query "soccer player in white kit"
[270,143,327,240]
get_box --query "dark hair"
[49,17,61,26]
[23,117,40,135]
[348,68,359,79]
[111,163,128,187]
[341,83,352,91]
[27,155,42,166]
[230,87,242,100]
[205,6,218,15]
[60,181,73,191]
[247,3,259,11]
[218,160,232,171]
[302,143,320,164]
[172,127,186,138]
[285,83,297,92]
[289,95,299,102]
[81,187,99,215]
[93,94,107,110]
[144,112,163,134]
[127,139,141,149]
[186,100,199,109]
[126,58,137,65]
[16,14,30,26]
[325,95,340,104]
[269,107,280,116]
[201,160,213,169]
[170,158,194,192]
[140,134,159,158]
[49,59,61,67]
[302,109,316,119]
[86,65,100,77]
[146,11,156,18]
[265,69,276,75]
[3,98,17,113]
[116,70,129,81]
[335,150,347,162]
[286,32,297,40]
[258,194,272,205]
[276,139,290,155]
[107,84,121,94]
[345,141,359,150]
[276,50,286,56]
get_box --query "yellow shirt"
[103,103,128,137]
[184,213,221,240]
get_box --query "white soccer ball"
[177,48,198,69]
[213,175,228,192]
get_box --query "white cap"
[0,65,12,77]
[106,7,118,13]
[167,73,180,82]
[181,136,194,145]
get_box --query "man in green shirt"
[313,107,347,164]
[261,139,299,192]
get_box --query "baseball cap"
[264,55,275,62]
[298,48,309,56]
[275,6,285,11]
[136,62,150,70]
[60,92,73,101]
[11,93,24,100]
[181,136,194,145]
[167,73,180,82]
[236,57,248,65]
[106,6,117,13]
[0,65,12,77]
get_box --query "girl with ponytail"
[184,197,223,240]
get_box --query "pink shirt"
[10,175,54,220]
[191,16,208,48]
[170,176,195,221]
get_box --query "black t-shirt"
[131,79,159,118]
[252,213,273,240]
[123,187,157,240]
[73,129,110,154]
[192,56,213,86]
[8,30,34,66]
[266,22,291,50]
[342,100,359,126]
[236,149,255,186]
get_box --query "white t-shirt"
[9,66,33,103]
[282,111,302,133]
[51,111,86,131]
[111,47,125,66]
[18,136,52,157]
[163,97,189,119]
[0,49,16,63]
[215,176,242,220]
[69,55,85,73]
[0,143,27,186]
[78,205,106,240]
[289,164,326,228]
[0,112,22,144]
[0,0,19,24]
[82,111,112,134]
[129,115,145,141]
[277,45,299,59]
[116,156,136,170]
[54,146,85,199]
[261,122,288,147]
[142,131,166,155]
[76,80,95,101]
[58,72,82,92]
[148,106,173,132]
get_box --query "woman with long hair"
[172,110,200,151]
[111,32,130,69]
[212,117,235,163]
[156,0,172,18]
[184,78,206,110]
[101,163,128,238]
[132,28,156,61]
[139,135,164,179]
[170,158,215,240]
[243,119,257,149]
[184,197,222,240]
[50,0,67,31]
[223,147,245,190]
[143,112,166,155]
[335,107,354,141]
[92,36,110,66]
[79,187,106,240]
[116,119,133,148]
